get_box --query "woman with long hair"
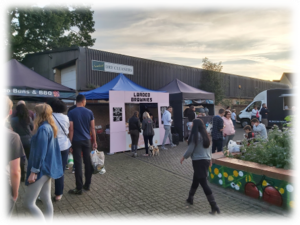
[10,103,34,181]
[142,112,154,157]
[128,111,141,158]
[222,110,235,148]
[49,99,71,202]
[23,103,63,220]
[180,119,220,215]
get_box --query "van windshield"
[246,101,262,112]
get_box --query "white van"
[237,89,293,128]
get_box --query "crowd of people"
[6,95,271,219]
[6,94,96,220]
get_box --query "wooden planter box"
[209,152,294,209]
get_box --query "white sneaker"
[161,147,168,150]
[171,144,177,148]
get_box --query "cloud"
[91,8,293,81]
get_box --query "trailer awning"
[279,93,300,98]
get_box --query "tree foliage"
[200,57,225,105]
[8,5,96,60]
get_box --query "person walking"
[142,112,155,157]
[49,99,72,202]
[222,110,236,148]
[251,118,268,140]
[231,109,236,127]
[5,97,25,216]
[129,111,141,158]
[211,108,225,153]
[10,103,34,182]
[260,103,269,128]
[23,103,63,220]
[161,106,176,150]
[180,119,220,215]
[251,105,259,120]
[68,94,97,194]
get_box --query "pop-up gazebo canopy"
[81,74,169,154]
[81,73,161,99]
[158,79,215,141]
[6,59,76,100]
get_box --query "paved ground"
[12,127,291,220]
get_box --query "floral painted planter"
[209,152,294,209]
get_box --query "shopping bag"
[67,153,74,166]
[90,150,105,173]
[206,122,213,134]
[228,140,240,153]
[256,111,259,118]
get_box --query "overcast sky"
[90,8,292,81]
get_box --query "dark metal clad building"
[22,46,289,98]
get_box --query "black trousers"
[212,138,223,153]
[143,135,153,154]
[191,160,212,196]
[130,130,140,145]
[72,139,94,190]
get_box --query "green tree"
[8,5,96,60]
[200,57,225,105]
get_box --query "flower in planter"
[230,182,235,188]
[219,180,223,185]
[214,168,219,175]
[259,190,262,197]
[228,175,234,181]
[235,185,240,191]
[286,184,294,192]
[218,173,222,178]
[223,172,228,178]
[279,188,285,194]
[289,201,294,208]
[239,171,243,177]
[233,170,239,177]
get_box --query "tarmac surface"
[12,127,292,220]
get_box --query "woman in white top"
[251,105,259,120]
[49,99,72,202]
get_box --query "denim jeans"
[55,149,69,196]
[143,135,153,154]
[162,125,173,147]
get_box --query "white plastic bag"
[67,153,74,166]
[206,123,213,134]
[90,150,105,173]
[228,140,241,153]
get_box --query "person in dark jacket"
[129,111,141,158]
[260,103,269,128]
[10,104,34,181]
[180,119,220,215]
[142,112,155,157]
[211,108,225,153]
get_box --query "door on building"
[61,65,76,90]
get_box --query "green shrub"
[226,125,293,170]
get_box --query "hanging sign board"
[5,88,60,97]
[92,60,134,75]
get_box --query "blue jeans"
[143,135,153,154]
[212,138,223,153]
[162,125,173,147]
[55,149,69,196]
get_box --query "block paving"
[12,127,292,219]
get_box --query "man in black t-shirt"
[5,97,25,216]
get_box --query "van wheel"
[241,119,250,128]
